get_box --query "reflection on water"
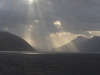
[22,52,40,54]
[0,51,40,54]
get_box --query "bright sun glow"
[28,0,35,4]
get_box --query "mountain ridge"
[53,36,100,52]
[0,31,35,51]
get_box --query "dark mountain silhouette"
[53,36,100,52]
[79,36,100,52]
[0,31,35,51]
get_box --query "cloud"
[0,0,100,33]
[46,0,100,32]
[0,0,100,50]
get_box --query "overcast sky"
[0,0,100,50]
[0,0,100,32]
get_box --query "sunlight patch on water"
[22,52,40,54]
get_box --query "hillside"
[0,31,35,51]
[53,36,100,52]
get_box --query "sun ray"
[49,32,89,52]
[28,0,35,4]
[23,25,36,48]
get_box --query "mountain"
[0,31,35,51]
[79,36,100,52]
[53,36,100,52]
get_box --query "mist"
[0,0,100,51]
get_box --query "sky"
[0,0,100,51]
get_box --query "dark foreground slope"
[0,31,34,51]
[0,52,100,75]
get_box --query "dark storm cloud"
[46,0,100,32]
[0,0,100,33]
[0,0,32,27]
[50,0,100,23]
